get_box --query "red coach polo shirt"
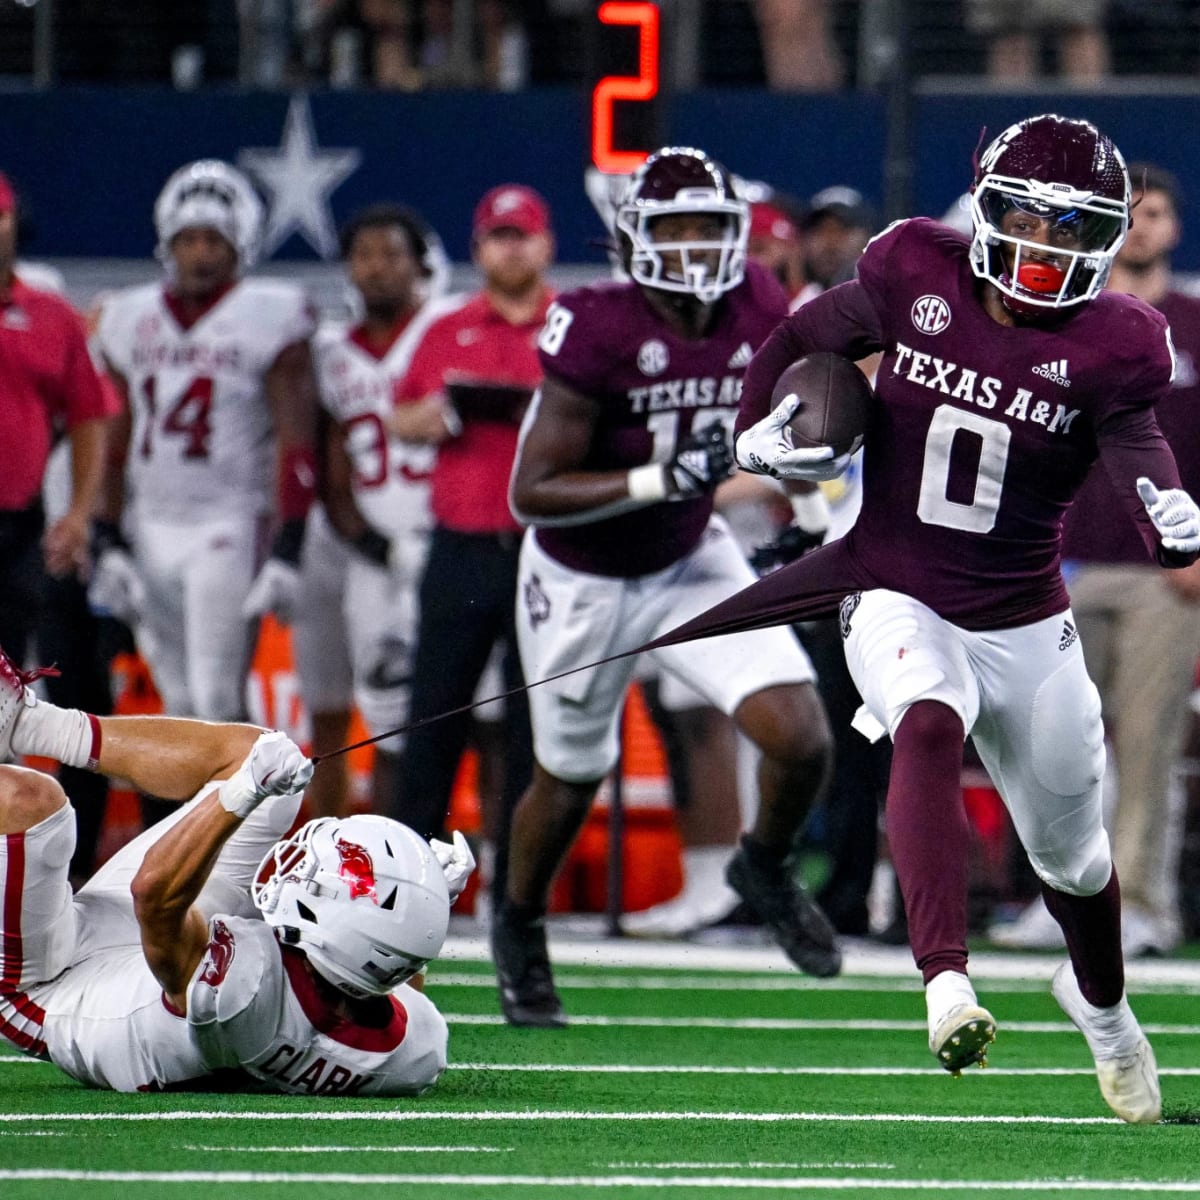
[397,289,551,534]
[0,276,108,511]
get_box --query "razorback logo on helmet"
[198,919,237,987]
[336,837,379,902]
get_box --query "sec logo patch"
[911,295,951,335]
[637,339,669,376]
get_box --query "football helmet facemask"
[615,147,748,303]
[969,114,1130,313]
[253,814,450,1000]
[154,159,265,270]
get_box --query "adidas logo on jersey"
[727,342,754,369]
[1059,619,1078,651]
[1033,359,1071,387]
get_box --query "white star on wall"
[239,95,361,260]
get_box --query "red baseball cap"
[473,184,551,238]
[750,201,799,245]
[0,173,15,215]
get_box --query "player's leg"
[842,590,995,1071]
[494,534,632,1026]
[970,611,1159,1122]
[182,515,262,721]
[0,764,76,1055]
[292,510,356,817]
[650,521,838,976]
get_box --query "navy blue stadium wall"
[3,87,1199,267]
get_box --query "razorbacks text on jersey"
[97,279,316,520]
[532,260,788,577]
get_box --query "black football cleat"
[726,837,843,978]
[491,905,568,1028]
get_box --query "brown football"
[772,352,872,457]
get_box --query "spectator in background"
[298,204,452,816]
[992,163,1200,958]
[752,0,845,90]
[966,0,1109,82]
[387,184,553,911]
[798,187,876,304]
[0,171,110,686]
[748,197,807,309]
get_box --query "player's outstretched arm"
[131,730,313,1010]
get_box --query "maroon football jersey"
[1062,288,1200,564]
[533,261,788,577]
[729,218,1183,631]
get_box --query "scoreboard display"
[589,1,664,174]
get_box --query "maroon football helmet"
[615,147,748,302]
[969,114,1130,313]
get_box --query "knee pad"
[1028,821,1112,897]
[1030,661,1105,797]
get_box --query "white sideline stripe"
[430,971,1200,996]
[0,1110,1124,1125]
[5,1170,1196,1190]
[442,1013,1200,1035]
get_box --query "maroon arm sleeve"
[1097,406,1197,567]
[735,280,885,438]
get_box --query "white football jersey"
[187,917,447,1096]
[313,311,443,540]
[97,278,316,521]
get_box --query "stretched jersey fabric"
[532,261,788,577]
[650,218,1187,651]
[97,279,316,521]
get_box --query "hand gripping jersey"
[534,260,788,577]
[97,279,316,521]
[186,917,447,1096]
[727,219,1182,631]
[313,313,441,542]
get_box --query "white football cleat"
[987,895,1065,950]
[929,1002,997,1074]
[0,645,43,764]
[623,883,742,938]
[1051,961,1161,1124]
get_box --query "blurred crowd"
[2,0,1200,90]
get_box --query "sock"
[739,832,789,870]
[1042,871,1124,1008]
[885,701,970,984]
[11,698,100,770]
[681,845,738,901]
[925,969,978,1037]
[1057,966,1141,1060]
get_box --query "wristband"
[270,518,306,567]
[627,464,668,503]
[789,489,832,534]
[216,772,261,820]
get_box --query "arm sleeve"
[1094,311,1196,567]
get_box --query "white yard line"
[0,1109,1125,1125]
[2,1169,1198,1190]
[180,1144,513,1153]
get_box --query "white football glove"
[87,547,146,624]
[217,729,314,819]
[429,830,476,905]
[734,393,851,482]
[242,558,301,623]
[1137,477,1200,554]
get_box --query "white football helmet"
[253,814,450,999]
[154,159,265,269]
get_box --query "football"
[772,352,872,457]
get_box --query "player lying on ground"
[0,646,473,1094]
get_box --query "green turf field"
[3,940,1199,1199]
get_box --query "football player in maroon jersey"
[657,115,1200,1123]
[492,148,839,1029]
